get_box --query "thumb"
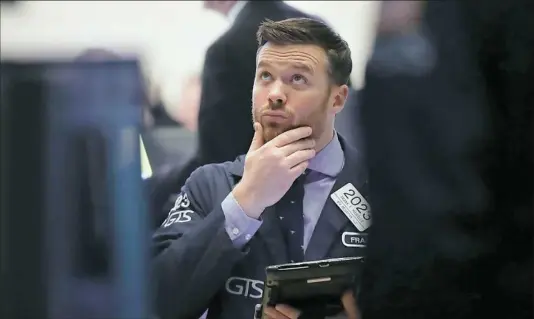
[341,290,360,319]
[249,122,264,152]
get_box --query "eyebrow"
[257,61,314,74]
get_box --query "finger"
[249,122,264,152]
[285,149,315,169]
[270,126,312,148]
[341,290,360,319]
[264,306,291,319]
[289,160,309,179]
[275,304,302,319]
[279,138,315,156]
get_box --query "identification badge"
[330,183,372,231]
[342,231,368,248]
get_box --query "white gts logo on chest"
[342,231,367,247]
[225,276,264,299]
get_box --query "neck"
[315,129,335,153]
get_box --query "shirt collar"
[308,131,344,178]
[227,1,248,25]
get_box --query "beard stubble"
[251,91,331,143]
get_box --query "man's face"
[252,43,343,143]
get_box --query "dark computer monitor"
[1,59,150,319]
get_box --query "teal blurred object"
[0,58,150,319]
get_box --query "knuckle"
[294,150,304,159]
[281,157,292,168]
[244,153,255,163]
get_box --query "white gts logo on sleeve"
[162,193,194,227]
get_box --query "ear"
[331,84,349,115]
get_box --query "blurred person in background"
[152,18,364,319]
[147,0,320,227]
[356,1,533,319]
[141,78,189,173]
[169,72,202,132]
[143,74,202,188]
[143,83,181,128]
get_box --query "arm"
[221,192,263,248]
[152,168,261,319]
[145,157,201,229]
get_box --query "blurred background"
[1,1,380,175]
[1,1,379,99]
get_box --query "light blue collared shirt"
[222,132,345,251]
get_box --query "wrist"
[232,182,264,219]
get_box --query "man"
[147,0,319,226]
[357,1,533,319]
[152,18,364,319]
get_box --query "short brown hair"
[256,18,352,85]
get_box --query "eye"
[291,74,307,85]
[259,71,272,81]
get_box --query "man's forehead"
[256,43,326,71]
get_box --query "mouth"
[262,110,288,119]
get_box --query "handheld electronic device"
[255,256,364,319]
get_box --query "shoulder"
[173,161,232,215]
[206,2,318,54]
[217,1,316,47]
[204,2,317,64]
[245,1,315,21]
[183,161,231,192]
[339,134,367,174]
[182,155,246,200]
[205,35,231,61]
[178,156,245,212]
[204,29,252,69]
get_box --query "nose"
[267,82,287,107]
